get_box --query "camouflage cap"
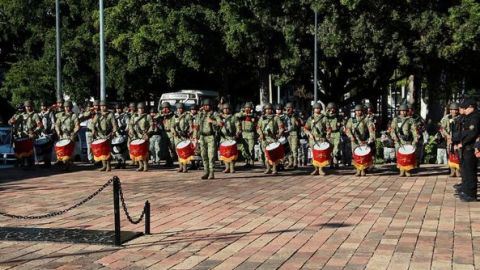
[449,102,460,110]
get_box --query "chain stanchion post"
[113,177,121,246]
[145,200,150,235]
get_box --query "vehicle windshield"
[0,128,12,145]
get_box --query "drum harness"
[352,116,368,145]
[311,114,325,145]
[174,113,189,139]
[395,117,412,150]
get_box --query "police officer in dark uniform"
[456,99,480,202]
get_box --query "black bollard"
[113,177,121,246]
[145,200,151,235]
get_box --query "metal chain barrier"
[117,180,145,224]
[0,178,114,220]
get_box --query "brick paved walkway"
[0,164,478,269]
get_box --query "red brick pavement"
[0,164,478,269]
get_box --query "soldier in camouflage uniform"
[149,107,162,165]
[408,104,426,167]
[128,102,153,172]
[284,102,302,169]
[189,104,202,170]
[10,100,44,167]
[304,103,328,175]
[390,104,419,177]
[257,103,284,175]
[55,101,80,170]
[345,104,376,176]
[194,99,220,179]
[173,103,193,173]
[38,100,55,167]
[440,102,461,177]
[91,101,118,171]
[218,103,241,173]
[324,102,344,168]
[54,98,65,120]
[236,102,257,167]
[159,102,175,167]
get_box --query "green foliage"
[423,136,438,164]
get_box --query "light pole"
[314,9,318,103]
[99,0,106,102]
[55,0,62,101]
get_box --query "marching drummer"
[284,102,302,169]
[440,102,461,177]
[128,102,153,172]
[257,103,284,175]
[390,104,418,177]
[91,101,118,172]
[304,103,328,176]
[236,102,257,168]
[324,102,344,168]
[159,102,175,167]
[218,103,241,173]
[345,104,376,177]
[38,100,56,167]
[10,100,44,168]
[189,104,202,170]
[408,104,426,167]
[194,99,220,179]
[55,101,80,170]
[173,103,193,173]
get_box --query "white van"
[159,90,219,109]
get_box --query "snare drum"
[14,137,34,158]
[55,139,75,161]
[353,145,373,170]
[397,144,416,171]
[91,139,111,161]
[219,140,238,162]
[176,140,195,164]
[265,142,285,165]
[130,139,149,161]
[312,142,331,168]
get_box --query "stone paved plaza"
[0,164,479,270]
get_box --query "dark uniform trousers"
[462,146,478,197]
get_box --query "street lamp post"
[55,0,62,101]
[314,9,318,103]
[99,0,106,102]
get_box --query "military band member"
[38,100,55,167]
[408,104,426,167]
[189,104,202,170]
[55,101,80,170]
[91,101,118,171]
[257,103,284,175]
[345,104,375,176]
[173,103,193,173]
[304,103,328,175]
[194,99,220,179]
[324,102,343,167]
[218,103,241,173]
[128,102,153,172]
[159,102,175,167]
[149,107,162,165]
[114,103,129,169]
[54,98,65,120]
[236,102,257,167]
[284,102,302,169]
[390,104,418,177]
[440,102,461,177]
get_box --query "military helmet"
[64,100,73,108]
[150,107,157,113]
[93,100,100,106]
[263,103,273,110]
[175,103,185,109]
[313,103,322,109]
[202,99,213,106]
[190,104,199,110]
[275,104,283,110]
[285,102,294,109]
[244,102,253,109]
[354,104,364,111]
[137,102,145,109]
[222,103,232,110]
[398,104,408,111]
[326,102,337,109]
[449,102,460,110]
[24,100,33,107]
[99,101,107,106]
[161,102,171,109]
[115,103,122,109]
[129,102,136,108]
